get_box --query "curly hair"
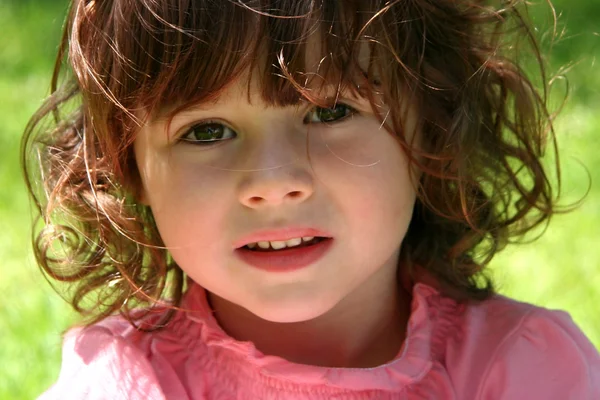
[22,0,563,329]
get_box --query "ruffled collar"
[179,281,445,392]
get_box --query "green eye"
[181,123,236,144]
[304,104,355,124]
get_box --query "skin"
[134,70,419,368]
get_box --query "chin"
[246,296,337,324]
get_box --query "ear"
[127,168,150,206]
[136,187,149,206]
[133,178,150,206]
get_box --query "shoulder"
[476,301,600,399]
[38,317,167,400]
[442,293,600,399]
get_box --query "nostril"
[242,189,309,208]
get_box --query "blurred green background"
[0,0,598,398]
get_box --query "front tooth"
[257,241,270,249]
[302,236,314,242]
[270,240,287,250]
[285,238,302,247]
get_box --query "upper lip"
[233,227,332,249]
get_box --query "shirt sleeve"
[477,309,600,400]
[38,325,166,400]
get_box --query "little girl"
[25,0,599,399]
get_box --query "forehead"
[133,3,383,110]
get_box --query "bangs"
[77,0,387,121]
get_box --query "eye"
[304,103,356,124]
[179,122,236,145]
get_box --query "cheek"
[306,121,385,169]
[136,152,233,251]
[354,159,416,236]
[310,122,416,240]
[310,121,415,202]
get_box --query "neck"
[208,269,411,368]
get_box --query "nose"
[239,170,314,208]
[237,136,315,209]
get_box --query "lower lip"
[235,239,333,272]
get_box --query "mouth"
[234,236,334,272]
[240,236,329,252]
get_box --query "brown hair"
[22,0,564,329]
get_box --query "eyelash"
[178,103,357,146]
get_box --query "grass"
[0,1,78,398]
[0,1,598,399]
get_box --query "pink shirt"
[39,282,600,399]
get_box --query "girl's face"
[134,71,418,323]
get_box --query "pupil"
[195,124,222,140]
[319,105,345,122]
